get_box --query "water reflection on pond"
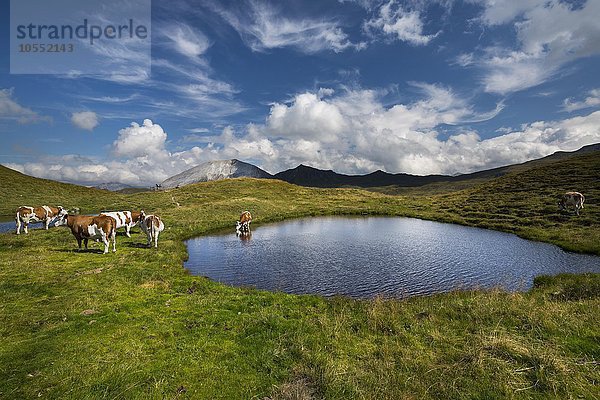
[185,217,600,298]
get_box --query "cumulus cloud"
[469,0,600,94]
[212,0,365,53]
[562,89,600,113]
[112,119,168,158]
[6,89,600,186]
[71,111,99,131]
[0,88,49,124]
[363,0,439,46]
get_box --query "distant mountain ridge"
[274,143,600,188]
[161,159,272,189]
[159,143,600,189]
[95,182,137,192]
[273,165,452,188]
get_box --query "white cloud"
[562,88,600,112]
[469,0,600,94]
[474,0,546,26]
[0,88,49,124]
[266,92,348,143]
[213,0,365,53]
[6,90,600,186]
[161,23,211,59]
[112,119,169,159]
[71,111,99,131]
[363,0,439,46]
[453,53,475,67]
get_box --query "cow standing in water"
[15,205,66,234]
[100,211,144,237]
[236,211,252,235]
[54,214,117,254]
[558,192,585,215]
[140,211,165,248]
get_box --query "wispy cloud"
[562,88,600,112]
[160,23,211,60]
[211,0,365,53]
[467,0,600,94]
[363,0,439,46]
[0,88,51,124]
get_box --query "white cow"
[15,205,67,234]
[140,211,165,248]
[558,192,585,215]
[99,211,143,237]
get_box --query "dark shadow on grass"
[123,242,150,248]
[55,248,106,254]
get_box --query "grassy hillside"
[369,143,600,196]
[0,153,599,399]
[0,166,127,217]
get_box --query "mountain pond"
[184,216,600,298]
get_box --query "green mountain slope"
[0,165,126,217]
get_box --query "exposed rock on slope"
[161,159,273,188]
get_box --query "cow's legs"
[84,238,89,250]
[125,225,131,238]
[154,232,159,248]
[15,217,21,235]
[24,222,29,234]
[112,231,117,252]
[77,237,82,250]
[146,233,152,247]
[101,233,109,254]
[44,217,50,230]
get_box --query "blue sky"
[1,0,600,186]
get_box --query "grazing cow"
[99,211,143,237]
[558,192,585,215]
[236,211,252,235]
[54,214,117,254]
[15,205,66,234]
[140,211,165,248]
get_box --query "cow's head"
[558,199,566,210]
[56,206,68,219]
[54,213,69,227]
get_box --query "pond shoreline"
[184,216,600,299]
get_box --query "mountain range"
[158,143,600,190]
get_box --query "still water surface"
[185,216,600,298]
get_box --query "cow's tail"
[150,217,155,242]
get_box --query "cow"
[558,192,585,215]
[99,211,144,237]
[235,211,252,235]
[15,205,67,234]
[140,211,165,248]
[54,214,117,254]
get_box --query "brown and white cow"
[15,205,67,234]
[558,192,585,215]
[139,211,165,248]
[235,211,252,235]
[99,211,144,237]
[54,214,117,254]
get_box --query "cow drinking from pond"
[140,211,165,248]
[15,205,66,234]
[236,211,252,235]
[558,192,585,215]
[100,211,143,237]
[54,214,117,254]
